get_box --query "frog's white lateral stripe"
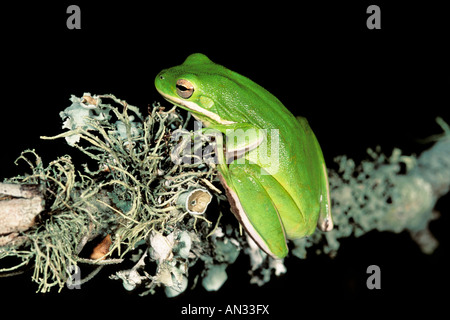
[157,89,236,125]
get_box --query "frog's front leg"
[208,122,264,164]
[224,124,265,163]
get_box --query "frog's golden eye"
[176,79,194,99]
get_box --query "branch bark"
[0,183,44,246]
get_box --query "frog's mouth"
[156,89,236,126]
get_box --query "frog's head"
[155,53,238,127]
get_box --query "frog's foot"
[317,163,333,232]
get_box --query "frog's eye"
[176,79,194,99]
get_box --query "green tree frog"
[155,53,332,259]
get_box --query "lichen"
[0,94,224,294]
[0,94,448,295]
[292,119,449,259]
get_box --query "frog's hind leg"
[296,116,333,232]
[218,163,289,259]
[219,161,313,259]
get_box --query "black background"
[1,1,449,318]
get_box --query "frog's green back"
[180,55,308,132]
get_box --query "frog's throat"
[156,89,236,126]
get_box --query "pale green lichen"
[0,94,448,295]
[291,119,449,259]
[202,263,228,291]
[0,94,223,294]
